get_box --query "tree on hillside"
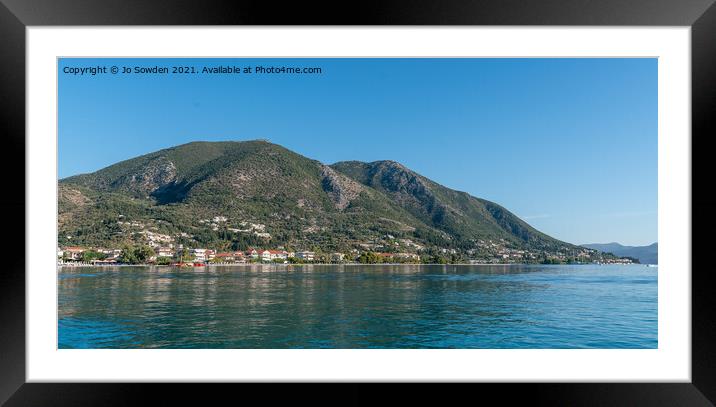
[178,248,195,262]
[119,245,138,264]
[119,244,155,264]
[357,252,381,264]
[155,256,172,265]
[81,250,106,262]
[135,245,155,263]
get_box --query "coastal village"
[57,244,430,266]
[59,245,317,265]
[57,141,643,268]
[57,236,636,266]
[59,215,637,266]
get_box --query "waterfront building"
[62,246,85,261]
[268,250,288,261]
[215,252,236,262]
[189,248,207,262]
[246,248,259,259]
[233,252,246,263]
[296,251,315,261]
[156,247,174,258]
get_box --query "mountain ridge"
[582,242,658,264]
[58,140,624,263]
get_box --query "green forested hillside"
[330,160,566,251]
[59,140,609,263]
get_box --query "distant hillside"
[582,242,658,264]
[330,160,565,251]
[59,140,623,263]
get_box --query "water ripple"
[58,264,657,349]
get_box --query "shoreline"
[57,262,650,268]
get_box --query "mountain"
[330,160,564,250]
[582,242,658,264]
[58,140,612,263]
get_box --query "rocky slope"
[59,140,591,261]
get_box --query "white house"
[63,247,85,261]
[156,247,174,258]
[395,253,420,260]
[190,248,207,262]
[269,250,288,261]
[246,249,259,259]
[105,249,122,260]
[296,251,315,261]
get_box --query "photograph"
[2,0,712,401]
[57,57,658,350]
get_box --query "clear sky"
[59,58,657,246]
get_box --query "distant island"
[582,242,657,265]
[58,140,635,266]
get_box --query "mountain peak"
[371,159,408,168]
[59,140,593,262]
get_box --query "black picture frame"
[1,1,714,405]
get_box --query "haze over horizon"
[59,58,657,246]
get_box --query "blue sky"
[58,58,657,246]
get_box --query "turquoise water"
[58,264,657,349]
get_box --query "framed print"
[2,0,715,405]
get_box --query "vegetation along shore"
[59,140,637,266]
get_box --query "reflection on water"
[58,264,657,349]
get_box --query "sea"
[58,264,657,349]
